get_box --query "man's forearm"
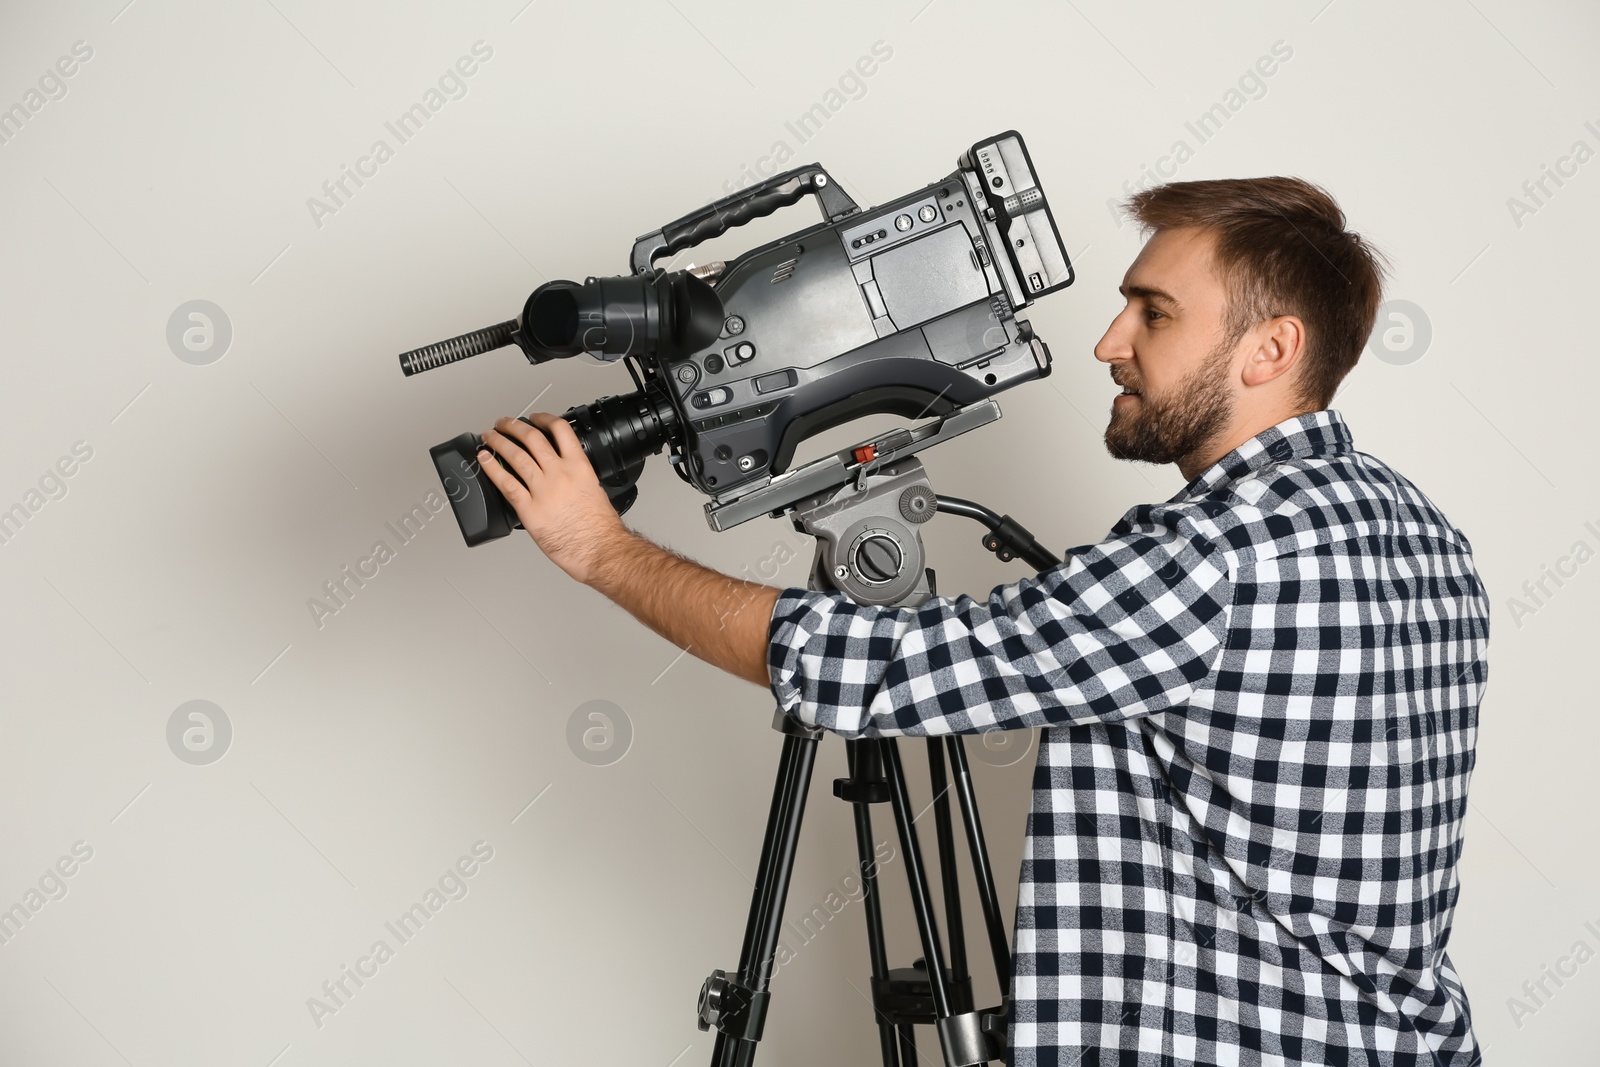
[586,529,781,689]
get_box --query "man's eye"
[1144,308,1165,322]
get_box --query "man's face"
[1094,226,1240,469]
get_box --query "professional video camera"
[399,131,1075,1067]
[399,130,1072,545]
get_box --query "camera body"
[644,132,1073,501]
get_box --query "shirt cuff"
[766,586,834,723]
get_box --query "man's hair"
[1123,177,1387,409]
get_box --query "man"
[476,177,1489,1066]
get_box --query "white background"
[0,1,1594,1064]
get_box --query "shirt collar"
[1173,409,1354,502]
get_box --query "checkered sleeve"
[767,503,1234,739]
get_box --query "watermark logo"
[166,300,232,365]
[0,439,93,547]
[1507,917,1600,1030]
[566,699,632,766]
[1366,299,1431,366]
[969,727,1037,768]
[719,40,894,198]
[0,40,94,149]
[307,490,447,630]
[1506,517,1600,629]
[166,700,232,765]
[306,41,493,229]
[772,839,896,974]
[1108,41,1295,227]
[1506,119,1599,230]
[306,841,495,1029]
[0,841,93,947]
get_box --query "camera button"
[691,387,732,409]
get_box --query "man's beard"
[1104,338,1235,469]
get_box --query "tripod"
[696,454,1060,1067]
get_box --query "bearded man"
[476,177,1489,1067]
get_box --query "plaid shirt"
[767,410,1489,1066]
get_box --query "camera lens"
[429,381,681,547]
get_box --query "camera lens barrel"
[563,382,680,485]
[431,381,681,547]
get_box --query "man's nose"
[1094,311,1134,364]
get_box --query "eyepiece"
[512,271,724,364]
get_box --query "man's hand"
[476,413,626,585]
[477,411,780,690]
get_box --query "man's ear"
[1240,315,1305,388]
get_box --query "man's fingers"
[481,427,542,488]
[527,412,583,459]
[475,446,529,505]
[496,416,561,469]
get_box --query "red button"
[853,444,878,463]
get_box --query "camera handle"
[630,164,860,275]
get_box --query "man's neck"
[1177,407,1314,482]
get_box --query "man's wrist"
[581,521,642,591]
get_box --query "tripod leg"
[844,741,902,1067]
[880,739,954,1019]
[946,736,1012,997]
[897,1024,917,1064]
[744,734,819,996]
[713,735,807,1067]
[886,740,999,1067]
[708,729,821,1067]
[714,736,810,1067]
[926,739,969,1004]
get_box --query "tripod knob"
[696,968,771,1041]
[698,969,732,1031]
[851,531,904,584]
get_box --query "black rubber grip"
[658,173,813,263]
[987,515,1060,571]
[630,163,858,274]
[398,319,518,377]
